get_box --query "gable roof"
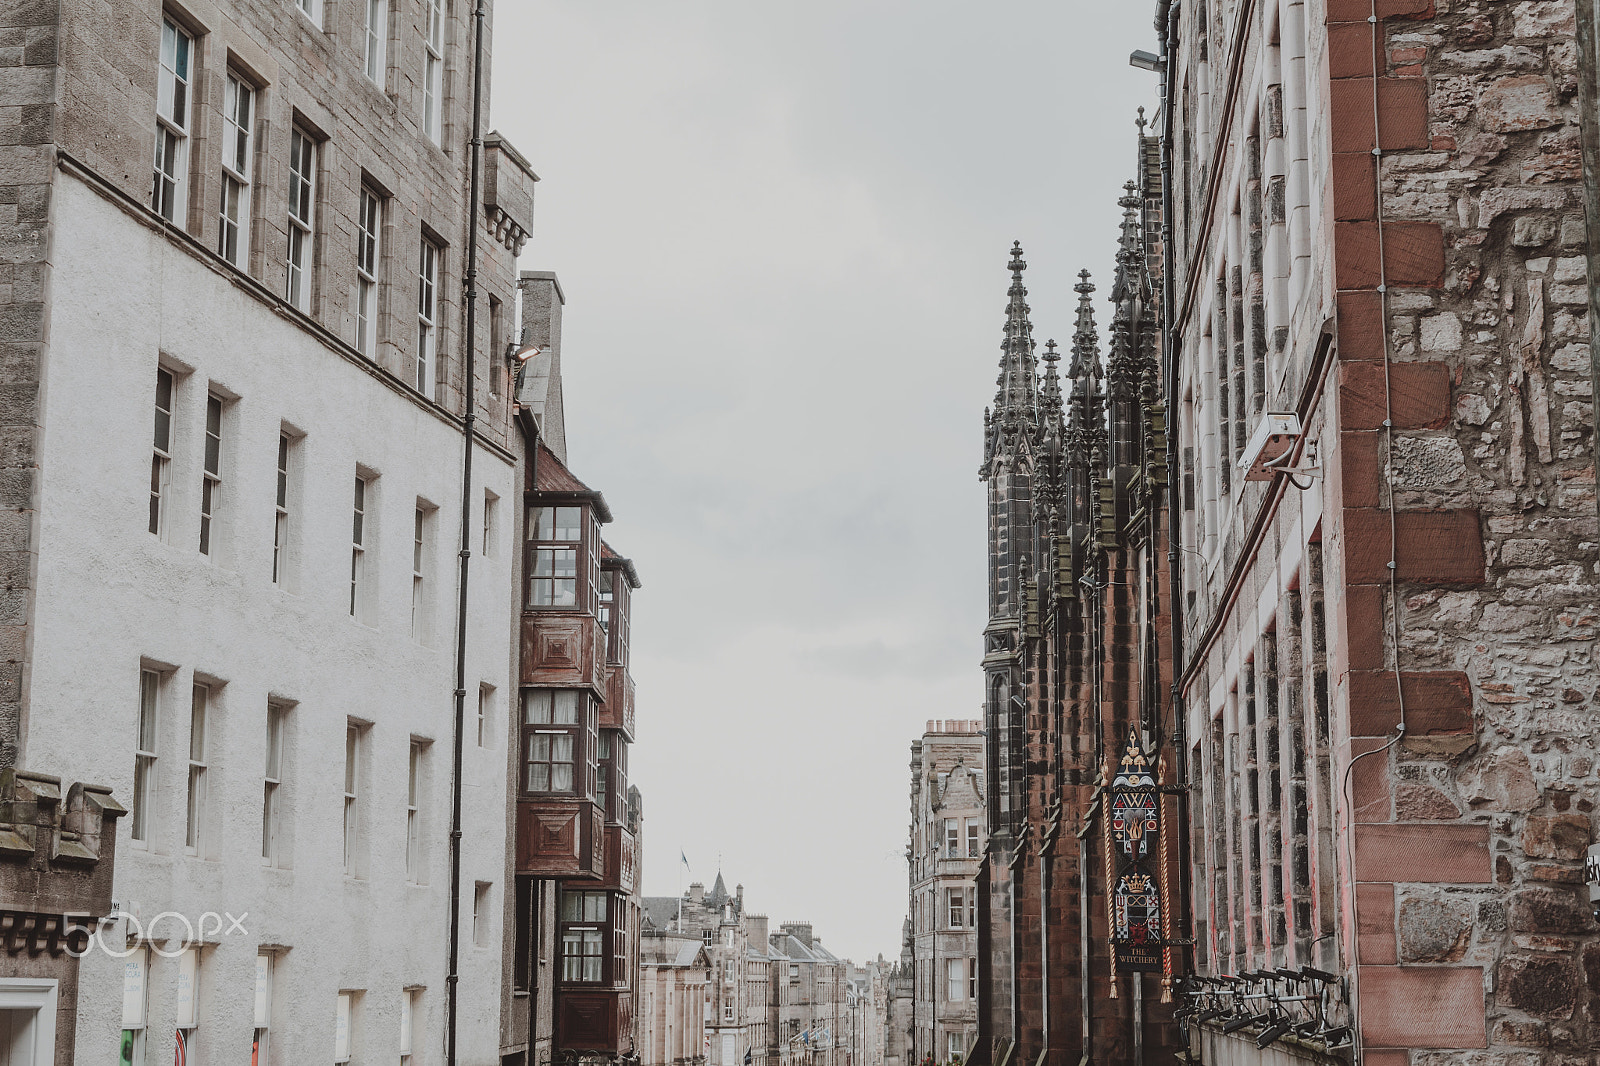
[533,441,613,522]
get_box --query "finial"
[1135,107,1147,135]
[1009,241,1026,276]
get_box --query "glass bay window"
[521,689,596,797]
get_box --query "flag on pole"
[681,850,691,871]
[745,1050,753,1066]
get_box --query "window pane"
[525,763,549,792]
[561,893,582,922]
[585,893,606,922]
[550,763,573,792]
[523,690,551,725]
[554,507,582,540]
[552,691,578,725]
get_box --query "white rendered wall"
[26,177,516,1066]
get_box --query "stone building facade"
[0,768,124,1065]
[641,878,858,1066]
[637,933,710,1066]
[507,268,646,1066]
[1163,0,1600,1061]
[902,721,985,1065]
[0,1,536,1063]
[971,2,1600,1065]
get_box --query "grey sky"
[492,1,1159,964]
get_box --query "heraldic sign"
[1109,730,1163,972]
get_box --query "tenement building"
[507,268,646,1066]
[0,0,537,1063]
[971,2,1600,1065]
[640,878,858,1066]
[902,720,985,1065]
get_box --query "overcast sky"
[491,2,1159,964]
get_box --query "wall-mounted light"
[1129,49,1165,72]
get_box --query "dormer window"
[528,506,583,607]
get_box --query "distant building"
[881,931,914,1066]
[641,877,858,1066]
[638,933,710,1066]
[902,721,984,1065]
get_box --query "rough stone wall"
[0,0,62,773]
[1355,0,1600,1056]
[1171,0,1599,1060]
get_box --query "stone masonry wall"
[1355,0,1600,1058]
[0,1,62,772]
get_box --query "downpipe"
[446,2,488,1064]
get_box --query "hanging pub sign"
[1109,729,1164,972]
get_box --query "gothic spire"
[1068,270,1104,431]
[994,241,1040,436]
[1040,338,1064,423]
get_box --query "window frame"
[150,368,174,538]
[356,185,382,357]
[364,0,387,83]
[411,503,432,640]
[416,237,439,394]
[406,740,423,883]
[217,73,254,266]
[945,887,964,930]
[351,475,368,617]
[597,729,627,823]
[526,504,585,609]
[152,18,192,223]
[199,393,223,555]
[519,689,593,796]
[343,724,361,877]
[133,668,160,843]
[272,431,293,585]
[285,127,317,311]
[185,682,209,854]
[966,820,980,858]
[422,0,445,144]
[558,889,609,985]
[262,702,285,865]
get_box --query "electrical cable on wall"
[1336,7,1412,1065]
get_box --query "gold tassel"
[1102,788,1119,999]
[1159,975,1173,1005]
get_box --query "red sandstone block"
[1344,582,1386,669]
[1342,509,1485,585]
[1378,79,1429,149]
[1347,670,1474,738]
[1350,736,1394,820]
[1326,0,1435,21]
[1329,79,1378,153]
[1336,290,1385,361]
[1364,1052,1410,1066]
[1354,824,1491,883]
[1332,152,1377,221]
[1359,965,1487,1048]
[1328,23,1380,78]
[1338,428,1383,506]
[1334,221,1445,289]
[1326,78,1425,150]
[1356,883,1398,964]
[1344,356,1459,422]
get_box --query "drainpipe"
[1575,0,1600,524]
[446,2,488,1064]
[1156,0,1197,999]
